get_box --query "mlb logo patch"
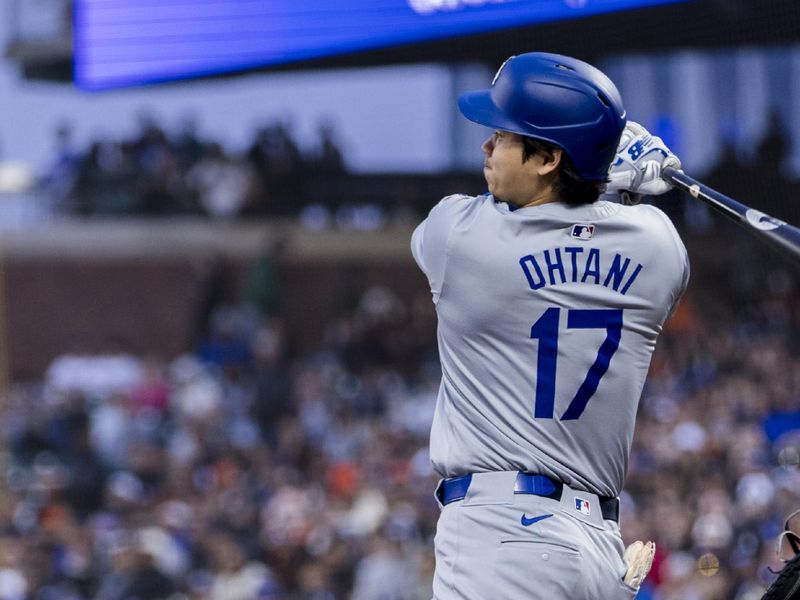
[575,497,591,516]
[571,224,595,240]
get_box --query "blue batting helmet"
[458,52,626,181]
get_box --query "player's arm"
[601,121,681,205]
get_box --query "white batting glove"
[623,540,656,590]
[606,121,681,204]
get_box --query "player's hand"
[606,121,681,203]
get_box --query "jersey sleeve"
[411,194,473,304]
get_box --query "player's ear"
[537,148,562,176]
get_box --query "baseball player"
[411,52,689,599]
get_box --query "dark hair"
[521,137,605,206]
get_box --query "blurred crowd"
[1,270,799,600]
[3,287,440,600]
[42,114,345,219]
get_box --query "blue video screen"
[74,0,688,90]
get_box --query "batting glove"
[606,121,681,204]
[623,540,656,590]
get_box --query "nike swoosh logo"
[521,513,553,527]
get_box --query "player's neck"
[518,188,559,209]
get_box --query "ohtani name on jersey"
[519,247,643,295]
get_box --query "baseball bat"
[662,166,800,264]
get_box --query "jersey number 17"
[530,307,623,421]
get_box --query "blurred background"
[0,1,799,598]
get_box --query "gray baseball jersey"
[412,194,689,498]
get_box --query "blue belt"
[438,472,620,523]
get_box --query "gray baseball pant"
[432,471,639,599]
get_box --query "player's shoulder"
[617,202,688,260]
[435,192,488,211]
[618,202,681,235]
[618,201,670,220]
[427,192,488,223]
